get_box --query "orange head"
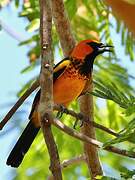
[70,39,113,75]
[71,39,113,60]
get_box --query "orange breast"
[31,66,88,127]
[53,69,87,107]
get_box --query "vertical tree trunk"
[39,0,62,179]
[79,79,103,179]
[51,0,103,178]
[51,0,76,56]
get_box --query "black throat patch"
[79,52,97,76]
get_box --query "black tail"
[6,121,40,167]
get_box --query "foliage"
[1,0,135,179]
[120,167,135,179]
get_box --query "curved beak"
[98,44,114,54]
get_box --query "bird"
[6,39,112,167]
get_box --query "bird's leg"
[73,117,79,129]
[73,113,84,129]
[56,105,69,118]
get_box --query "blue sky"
[0,4,39,179]
[0,2,135,180]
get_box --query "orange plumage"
[7,39,112,167]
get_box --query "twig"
[61,154,86,169]
[54,104,119,137]
[52,118,135,158]
[39,0,62,179]
[48,154,86,180]
[0,79,39,130]
[51,0,76,56]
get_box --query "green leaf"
[65,0,77,20]
[120,168,135,179]
[116,20,121,33]
[19,34,39,46]
[19,39,34,46]
[125,105,135,116]
[103,133,135,146]
[21,62,37,74]
[93,80,134,109]
[26,18,40,32]
[103,117,135,146]
[15,0,19,8]
[96,175,117,180]
[20,8,34,16]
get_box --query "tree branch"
[53,118,102,147]
[52,118,135,159]
[61,154,86,169]
[0,102,119,137]
[39,0,62,179]
[51,0,76,56]
[53,104,119,137]
[0,79,39,130]
[48,155,86,180]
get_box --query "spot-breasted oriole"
[6,39,112,167]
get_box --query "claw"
[79,119,84,127]
[56,111,62,118]
[73,116,84,129]
[56,105,68,118]
[73,118,79,129]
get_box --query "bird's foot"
[73,113,90,129]
[56,105,68,118]
[73,113,85,129]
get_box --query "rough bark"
[79,79,103,179]
[51,0,76,56]
[51,0,103,178]
[39,0,62,179]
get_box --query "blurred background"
[0,0,135,179]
